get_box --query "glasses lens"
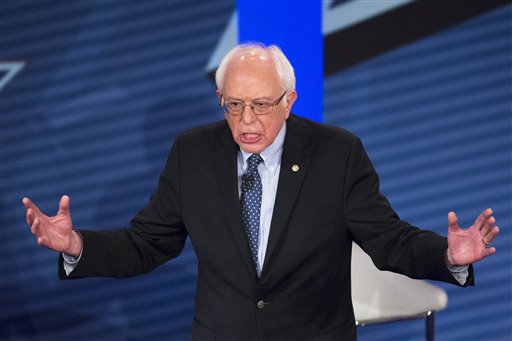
[253,102,271,114]
[229,101,243,112]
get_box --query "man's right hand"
[23,195,82,257]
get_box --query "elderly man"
[24,43,499,340]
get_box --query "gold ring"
[482,238,491,246]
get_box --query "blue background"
[1,1,510,340]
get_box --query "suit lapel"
[261,115,312,278]
[214,125,258,278]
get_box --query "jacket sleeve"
[59,138,188,279]
[344,136,473,286]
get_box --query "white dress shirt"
[237,122,286,275]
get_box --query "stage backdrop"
[1,1,510,340]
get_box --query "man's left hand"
[446,209,499,266]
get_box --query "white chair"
[351,242,448,341]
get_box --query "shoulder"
[178,119,228,142]
[173,119,232,150]
[287,114,360,146]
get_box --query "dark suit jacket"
[59,114,473,340]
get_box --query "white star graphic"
[0,61,26,91]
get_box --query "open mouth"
[240,133,261,144]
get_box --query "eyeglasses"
[220,92,286,115]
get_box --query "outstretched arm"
[446,208,499,266]
[23,195,82,257]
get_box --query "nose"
[240,105,256,124]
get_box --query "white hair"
[215,42,296,97]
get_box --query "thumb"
[448,211,459,233]
[58,195,70,215]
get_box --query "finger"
[482,246,496,258]
[480,215,496,234]
[31,216,40,236]
[448,212,459,232]
[32,219,49,249]
[22,197,44,217]
[26,208,35,226]
[483,226,500,244]
[22,197,31,208]
[37,236,45,247]
[473,208,493,230]
[58,195,70,216]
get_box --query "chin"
[239,143,265,154]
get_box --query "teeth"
[244,133,258,138]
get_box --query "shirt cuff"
[61,230,83,275]
[447,264,469,285]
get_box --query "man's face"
[218,54,297,154]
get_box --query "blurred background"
[1,1,510,340]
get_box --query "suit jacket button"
[257,300,265,309]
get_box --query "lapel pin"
[292,164,299,172]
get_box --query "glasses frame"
[220,91,287,116]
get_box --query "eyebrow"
[225,95,274,102]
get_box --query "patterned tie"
[240,153,263,272]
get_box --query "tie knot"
[247,154,263,171]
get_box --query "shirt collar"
[239,121,287,175]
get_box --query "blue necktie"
[240,153,263,272]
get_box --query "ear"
[217,90,228,119]
[285,90,297,113]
